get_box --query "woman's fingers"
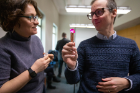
[43,54,54,60]
[48,54,54,60]
[43,54,49,60]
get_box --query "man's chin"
[95,27,100,31]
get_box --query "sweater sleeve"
[65,42,85,84]
[0,47,11,88]
[125,41,140,91]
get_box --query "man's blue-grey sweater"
[0,31,44,93]
[65,35,140,93]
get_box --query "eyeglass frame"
[87,8,112,20]
[18,15,38,22]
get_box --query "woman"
[0,0,53,93]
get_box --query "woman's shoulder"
[31,35,41,41]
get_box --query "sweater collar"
[10,31,31,41]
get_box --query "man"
[62,0,140,93]
[44,67,60,89]
[56,32,70,77]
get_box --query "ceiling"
[53,0,128,15]
[52,0,140,31]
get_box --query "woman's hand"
[62,42,78,70]
[31,54,54,73]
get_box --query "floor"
[45,63,79,93]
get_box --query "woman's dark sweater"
[0,31,44,93]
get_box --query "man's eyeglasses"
[19,15,38,22]
[87,8,110,20]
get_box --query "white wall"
[58,0,140,38]
[34,0,59,52]
[59,15,92,40]
[59,15,98,48]
[0,27,6,38]
[75,28,97,48]
[114,0,140,28]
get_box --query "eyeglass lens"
[30,16,38,22]
[92,9,104,17]
[88,8,104,20]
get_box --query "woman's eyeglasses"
[18,15,38,22]
[87,8,111,20]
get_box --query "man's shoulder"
[80,36,96,44]
[65,38,70,42]
[60,38,70,42]
[117,35,136,44]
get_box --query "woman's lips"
[32,27,37,30]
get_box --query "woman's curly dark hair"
[0,0,42,32]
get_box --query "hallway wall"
[0,27,6,38]
[34,0,59,52]
[117,24,140,49]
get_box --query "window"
[36,18,42,39]
[52,23,57,50]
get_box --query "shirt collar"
[96,31,117,40]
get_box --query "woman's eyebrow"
[24,13,37,16]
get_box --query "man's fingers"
[102,78,112,81]
[63,42,76,51]
[98,80,113,86]
[64,54,76,58]
[66,42,75,47]
[97,84,117,93]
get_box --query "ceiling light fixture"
[70,24,95,28]
[65,6,131,14]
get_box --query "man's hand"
[62,42,78,70]
[96,77,130,93]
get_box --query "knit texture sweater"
[65,35,140,93]
[0,31,44,93]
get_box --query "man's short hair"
[62,32,66,37]
[90,0,117,24]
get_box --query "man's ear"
[112,9,117,17]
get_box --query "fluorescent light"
[117,7,131,14]
[70,24,95,28]
[68,5,77,7]
[65,6,91,13]
[65,6,131,14]
[77,6,86,8]
[117,10,131,14]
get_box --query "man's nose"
[92,14,98,19]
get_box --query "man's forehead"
[91,0,107,11]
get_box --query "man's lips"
[94,21,100,25]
